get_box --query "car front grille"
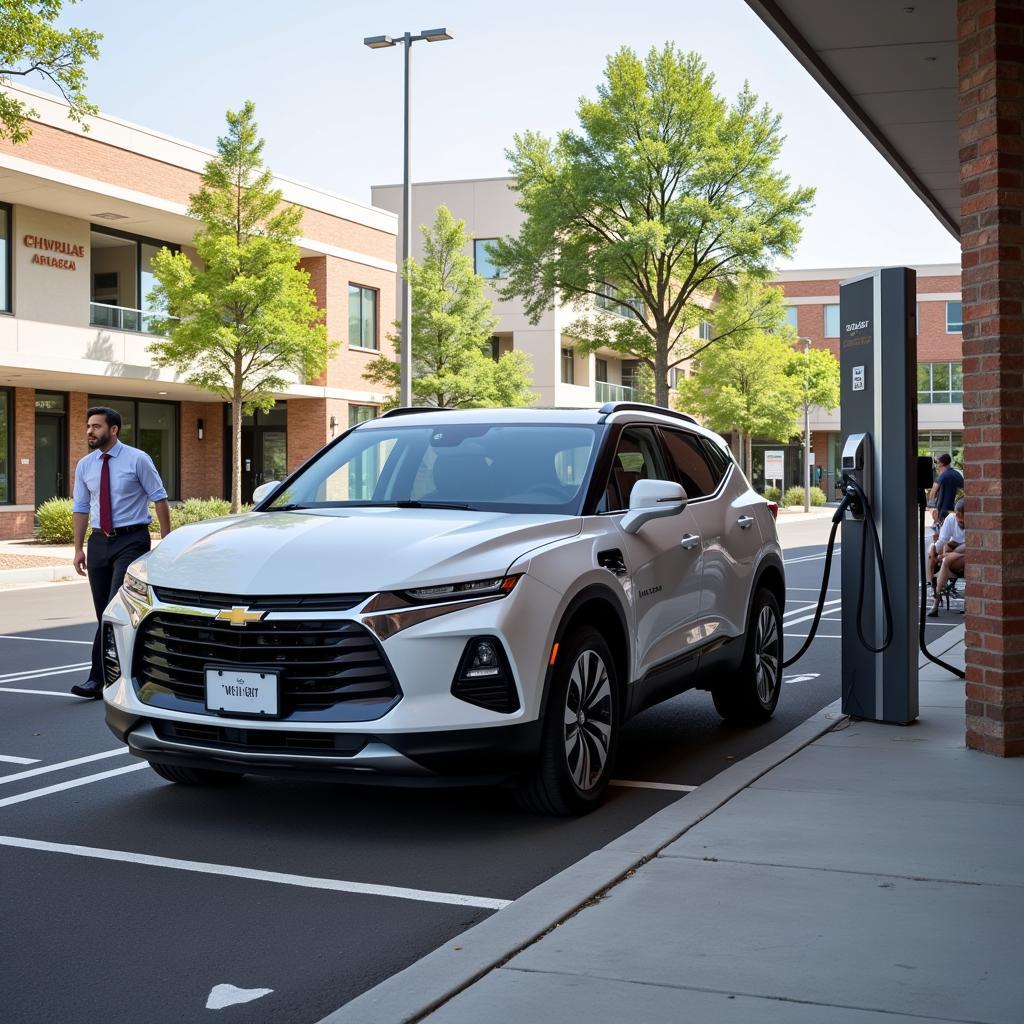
[152,587,370,612]
[132,612,400,716]
[153,720,368,756]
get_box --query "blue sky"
[51,0,959,270]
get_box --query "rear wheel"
[712,588,782,723]
[149,761,244,786]
[516,627,619,816]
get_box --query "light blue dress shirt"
[72,441,168,529]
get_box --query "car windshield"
[266,422,603,515]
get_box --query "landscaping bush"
[762,486,781,503]
[782,486,828,508]
[35,497,78,544]
[149,498,251,534]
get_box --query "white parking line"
[0,755,40,765]
[610,779,697,792]
[784,598,842,621]
[0,762,147,808]
[785,633,840,639]
[0,747,129,787]
[0,663,91,684]
[0,635,92,646]
[0,834,512,909]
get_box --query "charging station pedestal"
[839,267,919,724]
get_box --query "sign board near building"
[765,450,784,485]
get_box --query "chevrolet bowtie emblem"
[215,606,266,627]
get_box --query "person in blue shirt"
[929,453,965,520]
[70,406,171,699]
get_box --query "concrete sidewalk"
[327,625,1024,1024]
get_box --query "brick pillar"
[959,0,1024,755]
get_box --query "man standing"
[929,453,965,520]
[70,407,171,699]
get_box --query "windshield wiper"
[269,503,309,512]
[392,500,475,511]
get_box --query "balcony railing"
[90,302,176,336]
[595,381,637,403]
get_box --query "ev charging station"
[838,267,919,724]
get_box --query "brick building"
[768,264,964,497]
[0,84,397,539]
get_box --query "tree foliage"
[364,205,534,409]
[0,0,101,142]
[787,342,840,419]
[491,43,814,406]
[147,102,333,511]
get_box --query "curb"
[318,699,846,1024]
[0,565,78,587]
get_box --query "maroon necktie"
[99,452,113,534]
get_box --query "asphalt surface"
[0,517,961,1023]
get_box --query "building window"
[824,304,840,338]
[473,239,506,279]
[917,362,963,404]
[783,306,798,331]
[0,203,10,314]
[486,336,501,362]
[89,226,179,333]
[348,404,378,427]
[596,282,640,319]
[946,300,963,333]
[348,285,378,350]
[0,387,12,503]
[595,358,609,383]
[88,394,179,499]
[919,431,963,465]
[561,347,575,385]
[699,319,713,341]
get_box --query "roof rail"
[380,406,450,419]
[597,401,699,426]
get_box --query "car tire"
[148,761,244,786]
[712,587,783,723]
[516,626,619,816]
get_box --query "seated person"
[929,498,965,617]
[927,499,964,590]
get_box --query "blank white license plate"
[205,667,279,716]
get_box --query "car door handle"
[737,516,755,529]
[680,534,700,550]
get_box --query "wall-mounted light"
[329,415,338,437]
[197,418,204,441]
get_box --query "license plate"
[205,667,279,716]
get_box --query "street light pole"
[364,28,453,409]
[801,336,811,513]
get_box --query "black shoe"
[70,679,104,699]
[927,604,939,619]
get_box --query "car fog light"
[465,640,501,678]
[452,636,520,714]
[102,623,121,688]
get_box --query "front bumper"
[107,706,544,785]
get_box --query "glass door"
[34,393,67,506]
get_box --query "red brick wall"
[959,0,1024,756]
[180,401,225,499]
[286,398,328,474]
[14,387,33,504]
[68,392,89,483]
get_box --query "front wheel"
[516,627,619,816]
[712,588,783,723]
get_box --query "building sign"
[23,234,84,270]
[765,450,785,483]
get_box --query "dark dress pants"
[87,529,151,684]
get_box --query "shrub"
[810,486,827,507]
[35,497,78,544]
[783,486,806,507]
[149,497,251,534]
[762,486,781,503]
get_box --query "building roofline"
[5,82,397,234]
[773,263,960,282]
[372,175,516,191]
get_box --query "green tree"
[676,329,802,480]
[492,44,814,407]
[0,1,101,142]
[148,102,333,512]
[364,205,534,409]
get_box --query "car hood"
[141,509,581,595]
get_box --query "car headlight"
[122,571,150,603]
[401,575,520,603]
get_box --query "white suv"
[103,404,784,814]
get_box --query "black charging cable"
[918,498,967,680]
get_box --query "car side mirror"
[252,481,280,505]
[620,480,687,535]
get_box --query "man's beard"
[87,436,104,449]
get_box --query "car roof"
[354,405,730,448]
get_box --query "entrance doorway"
[226,403,288,504]
[34,392,67,506]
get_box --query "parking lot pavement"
[0,537,963,1023]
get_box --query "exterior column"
[959,0,1024,755]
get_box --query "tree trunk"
[231,392,242,514]
[746,433,754,482]
[654,330,670,408]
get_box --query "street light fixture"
[364,27,454,408]
[799,336,812,513]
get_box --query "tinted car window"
[603,427,672,512]
[700,436,733,481]
[661,429,718,499]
